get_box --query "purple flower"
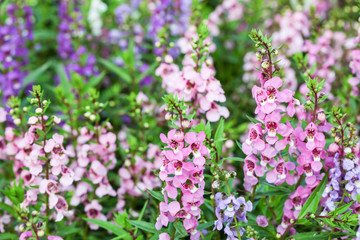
[256,215,269,227]
[343,159,355,171]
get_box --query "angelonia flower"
[148,0,191,40]
[321,121,360,217]
[2,88,75,230]
[0,4,34,103]
[301,30,346,97]
[242,31,335,235]
[156,130,208,239]
[57,0,97,80]
[87,0,107,36]
[66,124,117,228]
[109,0,144,53]
[214,192,252,239]
[156,26,229,122]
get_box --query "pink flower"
[85,200,107,230]
[160,129,185,153]
[184,131,208,166]
[296,156,322,185]
[59,166,74,186]
[266,160,295,185]
[264,111,283,144]
[303,122,325,150]
[242,123,265,155]
[20,231,33,240]
[182,189,204,216]
[55,196,68,222]
[39,179,58,209]
[45,133,65,156]
[48,236,64,240]
[256,215,269,227]
[159,233,171,240]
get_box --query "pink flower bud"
[328,143,339,153]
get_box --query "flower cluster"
[156,25,229,122]
[156,130,208,239]
[66,125,117,229]
[214,192,253,239]
[57,0,97,80]
[0,4,33,103]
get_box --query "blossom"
[256,215,269,227]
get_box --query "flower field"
[0,0,360,239]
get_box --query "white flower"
[88,0,107,36]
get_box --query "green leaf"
[291,231,348,240]
[0,202,17,217]
[55,63,72,96]
[214,118,224,159]
[127,220,158,234]
[297,172,329,219]
[197,221,214,231]
[83,218,130,237]
[99,58,131,83]
[0,233,17,240]
[134,200,149,235]
[246,115,262,124]
[146,189,165,202]
[331,201,354,216]
[174,221,188,236]
[21,61,53,92]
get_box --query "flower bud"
[26,222,31,227]
[30,98,38,104]
[37,230,45,237]
[164,55,173,64]
[19,223,26,232]
[155,41,161,48]
[328,143,339,153]
[14,118,21,125]
[261,60,270,69]
[89,114,96,122]
[53,116,61,124]
[42,100,48,105]
[317,112,326,122]
[84,112,91,118]
[23,107,28,112]
[156,56,162,62]
[212,180,220,189]
[181,119,190,128]
[124,159,131,167]
[35,108,43,115]
[345,147,352,154]
[276,233,281,239]
[32,210,39,217]
[165,112,172,121]
[28,116,38,125]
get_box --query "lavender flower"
[0,4,33,103]
[214,192,252,238]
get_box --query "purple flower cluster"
[148,0,191,38]
[322,150,360,215]
[214,193,252,239]
[148,0,191,57]
[0,4,33,103]
[109,0,144,53]
[57,0,97,80]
